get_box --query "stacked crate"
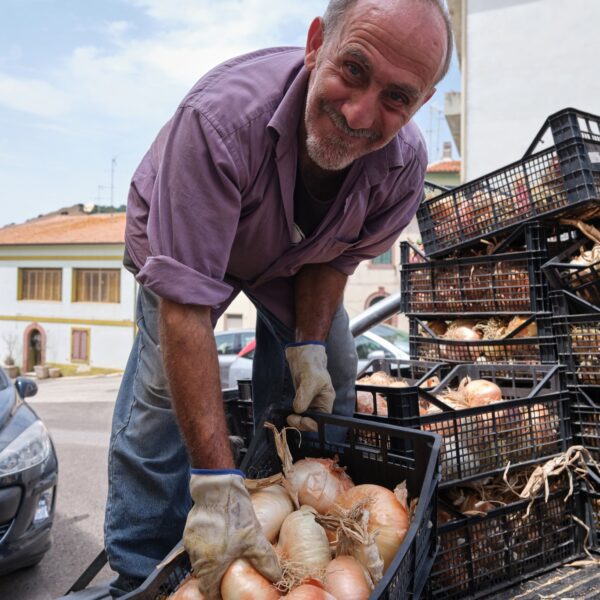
[401,108,600,598]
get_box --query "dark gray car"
[0,369,58,576]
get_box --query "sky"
[0,0,461,228]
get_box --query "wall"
[464,0,600,179]
[0,243,135,370]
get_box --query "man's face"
[303,0,447,171]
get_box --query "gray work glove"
[285,342,336,431]
[183,469,281,599]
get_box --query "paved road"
[0,376,121,600]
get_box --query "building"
[0,212,135,373]
[0,207,416,372]
[448,0,600,180]
[425,142,461,188]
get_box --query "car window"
[245,349,255,360]
[215,333,236,355]
[371,324,408,348]
[355,335,386,360]
[240,332,255,347]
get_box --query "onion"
[277,506,332,575]
[284,584,336,599]
[170,576,205,600]
[442,319,482,361]
[251,485,294,542]
[324,556,372,600]
[506,316,537,338]
[221,559,281,600]
[335,484,409,570]
[356,391,388,416]
[287,458,354,514]
[462,379,502,407]
[426,320,448,337]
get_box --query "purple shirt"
[126,47,427,328]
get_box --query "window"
[224,314,244,330]
[73,269,120,303]
[215,332,236,355]
[371,249,393,265]
[19,268,62,301]
[355,335,389,360]
[71,328,89,362]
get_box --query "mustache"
[321,101,382,142]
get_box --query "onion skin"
[426,320,448,337]
[288,458,354,514]
[356,391,388,416]
[284,584,337,599]
[443,320,483,361]
[251,484,294,542]
[462,379,502,407]
[335,484,409,571]
[170,576,206,600]
[277,507,332,574]
[221,559,281,600]
[506,316,537,338]
[324,556,372,600]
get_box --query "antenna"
[110,157,116,210]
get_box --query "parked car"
[215,329,255,388]
[369,323,410,354]
[227,328,410,388]
[0,369,58,575]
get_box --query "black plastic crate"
[400,225,550,316]
[124,407,442,600]
[418,364,570,486]
[570,386,600,461]
[417,113,600,258]
[551,290,600,387]
[408,315,556,365]
[356,358,449,424]
[542,232,600,305]
[525,107,600,156]
[427,488,586,599]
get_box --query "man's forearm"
[159,298,234,469]
[294,264,347,342]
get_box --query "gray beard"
[305,131,356,171]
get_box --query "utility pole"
[110,157,117,210]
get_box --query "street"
[0,376,121,600]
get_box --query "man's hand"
[285,342,335,431]
[184,470,281,600]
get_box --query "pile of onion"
[569,242,600,281]
[355,372,410,417]
[167,423,414,600]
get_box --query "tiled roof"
[0,213,126,245]
[426,159,461,173]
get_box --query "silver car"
[226,328,409,388]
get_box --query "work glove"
[183,469,281,600]
[285,341,336,431]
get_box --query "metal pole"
[349,292,401,337]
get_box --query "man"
[104,0,451,597]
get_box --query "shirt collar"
[267,64,406,188]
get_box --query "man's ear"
[305,17,325,71]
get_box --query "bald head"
[322,0,452,84]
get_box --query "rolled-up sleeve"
[328,155,425,276]
[137,106,243,307]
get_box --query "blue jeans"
[104,286,357,596]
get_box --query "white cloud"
[0,73,73,118]
[1,1,327,123]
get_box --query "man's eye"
[345,62,361,77]
[389,91,408,105]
